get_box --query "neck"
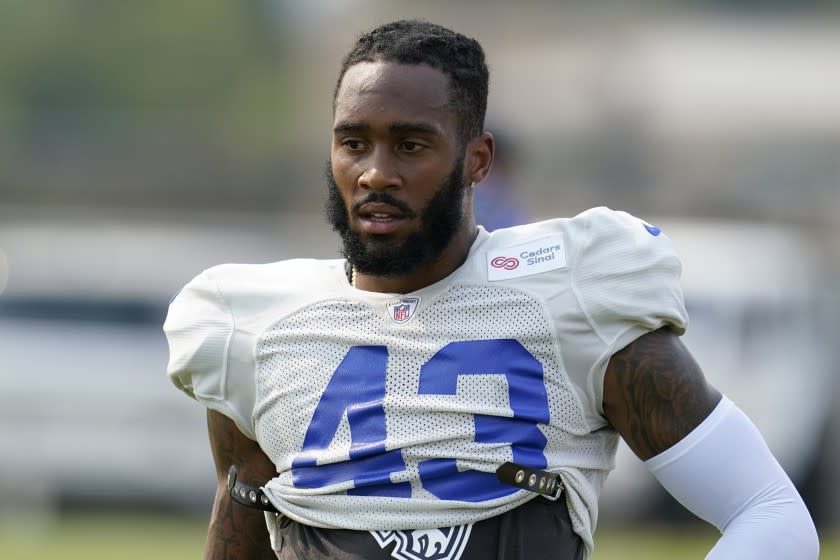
[352,221,478,294]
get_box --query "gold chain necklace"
[350,267,356,288]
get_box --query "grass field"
[1,512,838,559]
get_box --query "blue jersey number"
[291,339,549,502]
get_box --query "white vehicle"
[0,211,306,513]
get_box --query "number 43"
[291,339,550,503]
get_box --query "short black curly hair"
[334,19,489,144]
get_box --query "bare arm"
[206,410,278,560]
[602,327,721,460]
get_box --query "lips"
[358,201,405,217]
[356,202,410,234]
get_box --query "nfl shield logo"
[386,297,420,324]
[394,304,410,321]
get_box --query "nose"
[358,146,401,192]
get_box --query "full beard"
[324,157,466,277]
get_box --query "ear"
[465,132,494,186]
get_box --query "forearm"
[645,397,819,559]
[206,489,276,560]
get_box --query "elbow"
[794,503,820,560]
[781,505,820,560]
[719,488,820,560]
[767,486,819,558]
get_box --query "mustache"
[350,192,417,218]
[324,161,417,219]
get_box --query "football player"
[164,19,819,559]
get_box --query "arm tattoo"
[206,410,278,560]
[603,328,721,461]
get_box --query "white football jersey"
[164,207,687,557]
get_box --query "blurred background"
[1,1,839,558]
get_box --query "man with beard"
[164,20,818,560]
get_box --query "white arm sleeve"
[645,397,819,559]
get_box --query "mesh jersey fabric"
[164,206,688,559]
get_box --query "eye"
[399,140,424,153]
[341,139,366,152]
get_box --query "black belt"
[227,461,564,513]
